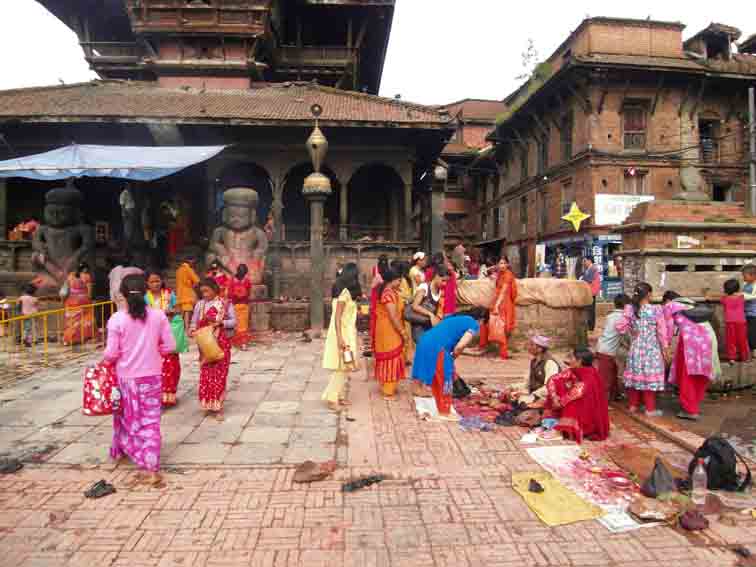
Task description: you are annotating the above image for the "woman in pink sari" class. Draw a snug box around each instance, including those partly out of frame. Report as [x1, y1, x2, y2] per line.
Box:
[663, 293, 722, 420]
[103, 274, 175, 488]
[544, 348, 610, 443]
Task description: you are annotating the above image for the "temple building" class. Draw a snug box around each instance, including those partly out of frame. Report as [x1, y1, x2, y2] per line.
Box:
[0, 0, 454, 297]
[483, 18, 756, 292]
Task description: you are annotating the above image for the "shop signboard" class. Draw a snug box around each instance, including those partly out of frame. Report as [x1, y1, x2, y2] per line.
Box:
[595, 194, 654, 226]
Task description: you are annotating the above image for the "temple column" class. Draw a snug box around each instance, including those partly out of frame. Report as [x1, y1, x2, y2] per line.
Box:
[403, 182, 413, 240]
[270, 179, 284, 299]
[430, 177, 446, 254]
[206, 158, 225, 238]
[305, 193, 328, 332]
[0, 180, 7, 240]
[339, 183, 348, 240]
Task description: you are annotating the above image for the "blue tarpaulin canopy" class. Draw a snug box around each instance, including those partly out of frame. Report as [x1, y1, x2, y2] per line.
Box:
[0, 144, 227, 181]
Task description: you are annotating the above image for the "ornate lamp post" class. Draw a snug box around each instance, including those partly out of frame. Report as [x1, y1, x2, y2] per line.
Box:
[303, 104, 332, 335]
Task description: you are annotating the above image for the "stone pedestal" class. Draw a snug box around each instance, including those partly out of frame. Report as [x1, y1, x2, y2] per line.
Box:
[250, 301, 271, 333]
[271, 302, 310, 332]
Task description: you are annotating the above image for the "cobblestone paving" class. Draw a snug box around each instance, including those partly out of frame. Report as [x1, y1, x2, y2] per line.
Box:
[0, 336, 754, 567]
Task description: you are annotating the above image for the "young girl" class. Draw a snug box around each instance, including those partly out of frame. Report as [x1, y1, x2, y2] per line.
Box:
[721, 279, 751, 363]
[322, 263, 361, 412]
[103, 274, 175, 488]
[18, 284, 39, 347]
[190, 279, 237, 418]
[145, 271, 186, 407]
[229, 264, 253, 349]
[617, 282, 670, 417]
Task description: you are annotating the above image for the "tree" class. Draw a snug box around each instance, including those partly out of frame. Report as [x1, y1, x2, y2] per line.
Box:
[516, 38, 539, 82]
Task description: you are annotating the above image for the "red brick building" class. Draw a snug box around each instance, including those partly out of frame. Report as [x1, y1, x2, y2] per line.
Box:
[484, 18, 756, 294]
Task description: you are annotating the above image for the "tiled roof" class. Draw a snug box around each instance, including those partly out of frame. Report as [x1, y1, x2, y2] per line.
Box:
[0, 80, 451, 127]
[441, 99, 507, 122]
[574, 53, 756, 75]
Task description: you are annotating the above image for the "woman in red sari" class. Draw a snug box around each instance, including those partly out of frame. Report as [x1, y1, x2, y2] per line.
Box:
[190, 279, 237, 419]
[544, 348, 610, 444]
[229, 264, 252, 349]
[62, 262, 95, 346]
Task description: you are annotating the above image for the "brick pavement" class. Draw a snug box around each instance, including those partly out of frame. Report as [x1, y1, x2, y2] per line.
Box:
[0, 335, 754, 566]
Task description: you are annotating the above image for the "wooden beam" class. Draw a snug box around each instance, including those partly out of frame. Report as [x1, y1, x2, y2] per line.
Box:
[567, 81, 592, 114]
[354, 18, 369, 50]
[548, 112, 562, 132]
[688, 79, 707, 119]
[347, 18, 353, 49]
[531, 113, 549, 138]
[650, 75, 665, 115]
[511, 127, 528, 149]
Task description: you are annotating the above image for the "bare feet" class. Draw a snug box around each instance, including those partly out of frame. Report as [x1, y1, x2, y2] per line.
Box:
[339, 399, 352, 407]
[327, 402, 341, 413]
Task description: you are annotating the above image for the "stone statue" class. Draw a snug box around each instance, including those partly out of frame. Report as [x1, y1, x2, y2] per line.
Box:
[32, 186, 95, 293]
[206, 187, 269, 285]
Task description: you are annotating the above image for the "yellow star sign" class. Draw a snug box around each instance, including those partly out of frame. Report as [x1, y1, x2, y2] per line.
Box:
[562, 202, 590, 232]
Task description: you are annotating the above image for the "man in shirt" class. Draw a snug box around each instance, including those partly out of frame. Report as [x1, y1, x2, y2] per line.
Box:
[515, 335, 560, 404]
[580, 256, 601, 331]
[596, 294, 630, 401]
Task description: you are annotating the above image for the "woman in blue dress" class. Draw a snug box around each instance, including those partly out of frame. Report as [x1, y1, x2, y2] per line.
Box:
[411, 314, 480, 418]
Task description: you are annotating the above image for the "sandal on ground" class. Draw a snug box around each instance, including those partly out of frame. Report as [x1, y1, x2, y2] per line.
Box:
[676, 411, 700, 421]
[327, 402, 342, 413]
[84, 479, 116, 498]
[339, 399, 352, 407]
[0, 459, 23, 475]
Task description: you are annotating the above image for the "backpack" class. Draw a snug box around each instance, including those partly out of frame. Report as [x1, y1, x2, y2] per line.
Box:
[688, 436, 752, 492]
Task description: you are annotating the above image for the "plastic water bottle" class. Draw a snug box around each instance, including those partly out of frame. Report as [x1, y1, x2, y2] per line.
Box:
[691, 458, 708, 505]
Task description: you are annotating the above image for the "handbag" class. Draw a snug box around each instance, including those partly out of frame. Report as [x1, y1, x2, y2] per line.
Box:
[403, 304, 431, 326]
[195, 301, 225, 363]
[171, 315, 189, 354]
[489, 312, 508, 343]
[641, 457, 677, 498]
[82, 363, 121, 416]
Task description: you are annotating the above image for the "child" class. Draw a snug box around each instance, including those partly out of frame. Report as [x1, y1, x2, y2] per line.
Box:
[595, 293, 630, 401]
[18, 284, 39, 347]
[721, 279, 750, 363]
[743, 265, 756, 357]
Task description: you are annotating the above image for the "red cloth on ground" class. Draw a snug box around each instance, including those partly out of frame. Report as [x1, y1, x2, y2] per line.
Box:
[596, 353, 619, 401]
[627, 389, 657, 412]
[725, 322, 750, 362]
[676, 334, 708, 415]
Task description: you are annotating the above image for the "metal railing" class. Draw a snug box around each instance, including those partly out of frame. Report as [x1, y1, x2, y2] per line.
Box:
[0, 301, 115, 371]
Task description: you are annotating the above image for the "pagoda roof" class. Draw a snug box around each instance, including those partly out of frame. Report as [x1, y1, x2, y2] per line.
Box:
[0, 80, 451, 129]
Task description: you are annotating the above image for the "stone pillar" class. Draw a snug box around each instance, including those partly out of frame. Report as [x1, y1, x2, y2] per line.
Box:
[0, 180, 7, 240]
[206, 159, 225, 238]
[339, 183, 348, 240]
[306, 193, 327, 331]
[270, 182, 284, 299]
[430, 180, 446, 254]
[403, 182, 413, 240]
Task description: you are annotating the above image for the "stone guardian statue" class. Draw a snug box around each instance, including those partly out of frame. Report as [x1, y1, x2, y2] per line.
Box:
[31, 186, 95, 293]
[206, 187, 269, 285]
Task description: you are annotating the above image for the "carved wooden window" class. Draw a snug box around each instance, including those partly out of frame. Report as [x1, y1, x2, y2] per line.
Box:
[623, 105, 647, 150]
[623, 169, 648, 195]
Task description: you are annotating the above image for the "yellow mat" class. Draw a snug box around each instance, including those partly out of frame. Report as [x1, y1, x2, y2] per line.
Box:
[512, 472, 604, 526]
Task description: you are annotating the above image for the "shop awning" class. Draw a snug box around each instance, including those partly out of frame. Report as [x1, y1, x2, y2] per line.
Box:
[0, 144, 227, 181]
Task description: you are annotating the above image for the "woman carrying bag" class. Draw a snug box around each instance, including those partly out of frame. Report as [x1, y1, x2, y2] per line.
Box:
[190, 278, 237, 419]
[145, 271, 189, 407]
[102, 274, 175, 488]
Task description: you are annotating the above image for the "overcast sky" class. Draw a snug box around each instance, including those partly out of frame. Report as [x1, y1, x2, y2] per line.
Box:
[0, 0, 753, 106]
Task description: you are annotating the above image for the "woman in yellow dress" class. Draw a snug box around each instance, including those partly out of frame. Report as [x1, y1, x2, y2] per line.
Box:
[374, 269, 407, 400]
[322, 263, 362, 412]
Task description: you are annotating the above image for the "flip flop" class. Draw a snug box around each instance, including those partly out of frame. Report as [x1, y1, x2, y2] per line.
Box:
[0, 459, 23, 475]
[84, 480, 116, 499]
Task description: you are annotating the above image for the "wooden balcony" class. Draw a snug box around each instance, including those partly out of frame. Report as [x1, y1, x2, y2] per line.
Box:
[125, 0, 270, 36]
[276, 45, 357, 68]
